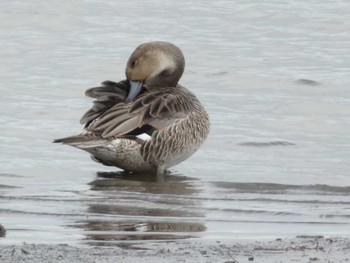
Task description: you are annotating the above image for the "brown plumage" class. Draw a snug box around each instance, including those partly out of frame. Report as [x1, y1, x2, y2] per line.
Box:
[54, 41, 210, 175]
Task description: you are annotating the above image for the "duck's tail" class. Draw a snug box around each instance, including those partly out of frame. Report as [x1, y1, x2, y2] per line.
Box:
[53, 135, 106, 149]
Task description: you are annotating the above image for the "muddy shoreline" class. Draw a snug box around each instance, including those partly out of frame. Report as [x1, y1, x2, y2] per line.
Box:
[1, 236, 349, 263]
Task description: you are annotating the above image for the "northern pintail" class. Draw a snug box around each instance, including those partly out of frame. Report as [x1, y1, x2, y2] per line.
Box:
[54, 41, 210, 175]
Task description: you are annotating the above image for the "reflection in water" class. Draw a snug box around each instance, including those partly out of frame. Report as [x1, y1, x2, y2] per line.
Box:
[89, 171, 200, 195]
[77, 172, 206, 245]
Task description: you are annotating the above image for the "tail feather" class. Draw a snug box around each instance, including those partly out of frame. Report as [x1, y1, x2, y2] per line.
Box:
[53, 135, 87, 144]
[53, 135, 106, 149]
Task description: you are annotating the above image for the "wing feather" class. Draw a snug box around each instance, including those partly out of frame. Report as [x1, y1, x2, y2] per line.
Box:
[83, 85, 194, 139]
[80, 80, 129, 126]
[93, 109, 130, 131]
[102, 116, 140, 137]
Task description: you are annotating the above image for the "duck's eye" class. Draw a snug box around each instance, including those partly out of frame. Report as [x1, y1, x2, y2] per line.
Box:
[131, 60, 137, 67]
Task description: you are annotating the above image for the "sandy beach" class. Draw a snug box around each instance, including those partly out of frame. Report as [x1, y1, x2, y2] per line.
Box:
[1, 236, 349, 263]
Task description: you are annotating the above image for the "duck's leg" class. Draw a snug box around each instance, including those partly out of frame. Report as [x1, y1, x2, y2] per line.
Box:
[156, 166, 166, 182]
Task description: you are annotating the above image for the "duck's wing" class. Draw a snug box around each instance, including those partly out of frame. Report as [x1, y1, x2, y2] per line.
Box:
[80, 80, 129, 127]
[88, 87, 194, 139]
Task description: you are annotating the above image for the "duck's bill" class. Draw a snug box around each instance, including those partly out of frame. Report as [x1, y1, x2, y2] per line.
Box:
[127, 80, 143, 101]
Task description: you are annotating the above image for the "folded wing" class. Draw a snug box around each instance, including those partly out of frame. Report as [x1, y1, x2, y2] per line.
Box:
[85, 85, 192, 139]
[80, 80, 129, 127]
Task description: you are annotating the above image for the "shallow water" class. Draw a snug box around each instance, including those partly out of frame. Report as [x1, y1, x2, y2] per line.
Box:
[1, 0, 350, 245]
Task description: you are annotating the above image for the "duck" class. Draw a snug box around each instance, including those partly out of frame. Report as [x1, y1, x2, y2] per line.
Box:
[54, 41, 210, 175]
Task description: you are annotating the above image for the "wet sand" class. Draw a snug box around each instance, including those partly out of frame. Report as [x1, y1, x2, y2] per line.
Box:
[1, 236, 349, 263]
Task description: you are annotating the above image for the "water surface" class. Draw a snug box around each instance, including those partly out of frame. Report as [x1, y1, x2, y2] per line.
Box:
[0, 0, 350, 245]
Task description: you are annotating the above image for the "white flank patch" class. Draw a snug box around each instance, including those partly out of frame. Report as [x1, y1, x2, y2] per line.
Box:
[136, 133, 152, 142]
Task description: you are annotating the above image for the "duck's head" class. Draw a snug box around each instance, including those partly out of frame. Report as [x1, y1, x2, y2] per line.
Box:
[125, 41, 185, 101]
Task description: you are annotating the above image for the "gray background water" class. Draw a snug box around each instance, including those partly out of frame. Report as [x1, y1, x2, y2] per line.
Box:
[0, 1, 349, 245]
